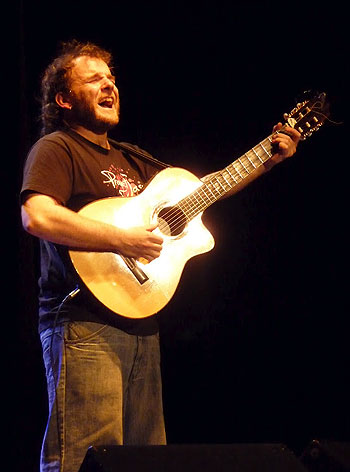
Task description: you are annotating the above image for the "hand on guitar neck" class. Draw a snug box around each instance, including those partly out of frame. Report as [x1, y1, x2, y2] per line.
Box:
[271, 122, 300, 161]
[201, 122, 301, 200]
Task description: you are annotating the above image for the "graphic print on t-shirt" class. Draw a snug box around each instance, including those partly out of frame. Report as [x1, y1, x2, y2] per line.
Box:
[101, 164, 144, 197]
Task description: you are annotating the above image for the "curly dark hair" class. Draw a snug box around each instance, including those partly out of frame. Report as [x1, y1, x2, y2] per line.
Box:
[40, 40, 113, 136]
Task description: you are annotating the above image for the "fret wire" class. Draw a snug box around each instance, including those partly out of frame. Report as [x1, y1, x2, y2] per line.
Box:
[193, 192, 209, 214]
[184, 196, 204, 217]
[208, 181, 223, 198]
[263, 136, 273, 147]
[245, 152, 257, 169]
[213, 175, 227, 193]
[225, 166, 239, 183]
[204, 183, 217, 201]
[196, 187, 210, 206]
[182, 194, 199, 215]
[238, 157, 249, 173]
[247, 150, 261, 168]
[177, 201, 191, 219]
[255, 145, 267, 162]
[260, 142, 272, 158]
[252, 147, 264, 163]
[221, 172, 233, 189]
[201, 188, 217, 208]
[193, 192, 205, 207]
[232, 161, 245, 179]
[204, 182, 218, 200]
[263, 137, 273, 152]
[212, 178, 223, 192]
[186, 191, 208, 217]
[192, 183, 219, 214]
[201, 188, 216, 206]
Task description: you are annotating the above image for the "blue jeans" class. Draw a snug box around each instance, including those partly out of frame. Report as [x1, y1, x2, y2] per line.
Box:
[40, 321, 166, 472]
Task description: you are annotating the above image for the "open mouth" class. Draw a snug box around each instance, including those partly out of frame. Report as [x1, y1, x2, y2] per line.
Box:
[98, 98, 114, 109]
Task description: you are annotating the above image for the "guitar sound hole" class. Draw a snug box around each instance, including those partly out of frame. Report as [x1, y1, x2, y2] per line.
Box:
[157, 206, 188, 237]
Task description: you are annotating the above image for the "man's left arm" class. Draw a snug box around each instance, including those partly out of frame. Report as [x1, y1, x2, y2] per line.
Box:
[201, 124, 301, 198]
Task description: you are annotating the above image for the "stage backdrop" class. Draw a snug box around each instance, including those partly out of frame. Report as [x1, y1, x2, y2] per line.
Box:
[8, 2, 348, 471]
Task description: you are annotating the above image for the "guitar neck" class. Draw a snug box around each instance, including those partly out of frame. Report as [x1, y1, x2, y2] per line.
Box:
[178, 134, 274, 219]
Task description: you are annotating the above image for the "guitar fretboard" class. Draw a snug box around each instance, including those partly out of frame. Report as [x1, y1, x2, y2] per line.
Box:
[178, 135, 274, 221]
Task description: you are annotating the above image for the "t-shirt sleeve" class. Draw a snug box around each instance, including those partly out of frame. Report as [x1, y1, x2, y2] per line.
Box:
[21, 137, 73, 205]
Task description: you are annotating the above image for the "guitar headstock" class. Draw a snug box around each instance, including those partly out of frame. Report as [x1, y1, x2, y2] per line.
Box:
[283, 92, 329, 140]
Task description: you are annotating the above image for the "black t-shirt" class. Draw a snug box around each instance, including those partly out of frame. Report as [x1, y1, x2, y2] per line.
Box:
[21, 128, 164, 335]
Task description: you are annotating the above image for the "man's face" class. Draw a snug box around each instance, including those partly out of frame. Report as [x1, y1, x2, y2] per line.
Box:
[67, 56, 120, 133]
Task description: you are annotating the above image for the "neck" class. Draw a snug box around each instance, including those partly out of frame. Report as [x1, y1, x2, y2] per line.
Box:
[68, 123, 110, 150]
[177, 134, 275, 221]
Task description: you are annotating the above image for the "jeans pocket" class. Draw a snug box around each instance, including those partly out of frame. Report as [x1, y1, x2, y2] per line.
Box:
[64, 321, 108, 344]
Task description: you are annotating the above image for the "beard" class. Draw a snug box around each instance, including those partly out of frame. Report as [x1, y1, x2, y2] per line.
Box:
[69, 91, 120, 134]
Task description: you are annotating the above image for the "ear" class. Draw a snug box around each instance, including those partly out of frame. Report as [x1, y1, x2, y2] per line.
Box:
[55, 92, 72, 110]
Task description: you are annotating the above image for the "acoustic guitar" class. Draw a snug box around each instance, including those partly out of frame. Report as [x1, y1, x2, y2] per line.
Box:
[69, 92, 329, 318]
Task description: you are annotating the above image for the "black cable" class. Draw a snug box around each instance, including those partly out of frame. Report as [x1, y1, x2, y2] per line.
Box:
[46, 286, 80, 466]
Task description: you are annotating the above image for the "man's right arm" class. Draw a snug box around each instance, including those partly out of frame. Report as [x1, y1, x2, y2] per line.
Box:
[21, 194, 163, 262]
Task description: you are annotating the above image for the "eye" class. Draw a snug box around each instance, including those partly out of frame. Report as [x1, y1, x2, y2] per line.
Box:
[85, 76, 101, 84]
[84, 73, 116, 86]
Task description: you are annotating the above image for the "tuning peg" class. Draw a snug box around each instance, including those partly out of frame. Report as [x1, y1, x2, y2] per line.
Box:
[287, 117, 297, 128]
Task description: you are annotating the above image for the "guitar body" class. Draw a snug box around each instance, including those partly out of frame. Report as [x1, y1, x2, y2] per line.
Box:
[69, 167, 215, 318]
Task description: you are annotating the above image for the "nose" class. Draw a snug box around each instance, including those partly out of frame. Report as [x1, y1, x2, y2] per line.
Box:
[101, 75, 117, 93]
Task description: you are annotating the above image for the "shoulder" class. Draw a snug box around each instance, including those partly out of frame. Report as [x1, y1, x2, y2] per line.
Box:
[29, 130, 75, 155]
[24, 130, 75, 177]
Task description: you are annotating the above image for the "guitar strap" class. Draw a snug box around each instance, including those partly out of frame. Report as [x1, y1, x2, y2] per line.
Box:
[110, 139, 172, 170]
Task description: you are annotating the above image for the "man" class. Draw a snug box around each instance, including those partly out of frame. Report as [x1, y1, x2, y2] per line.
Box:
[21, 40, 300, 472]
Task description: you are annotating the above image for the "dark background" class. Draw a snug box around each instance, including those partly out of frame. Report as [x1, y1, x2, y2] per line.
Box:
[8, 1, 348, 471]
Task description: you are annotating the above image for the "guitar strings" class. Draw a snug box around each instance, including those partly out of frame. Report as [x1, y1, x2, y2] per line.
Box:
[155, 136, 274, 236]
[157, 136, 273, 233]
